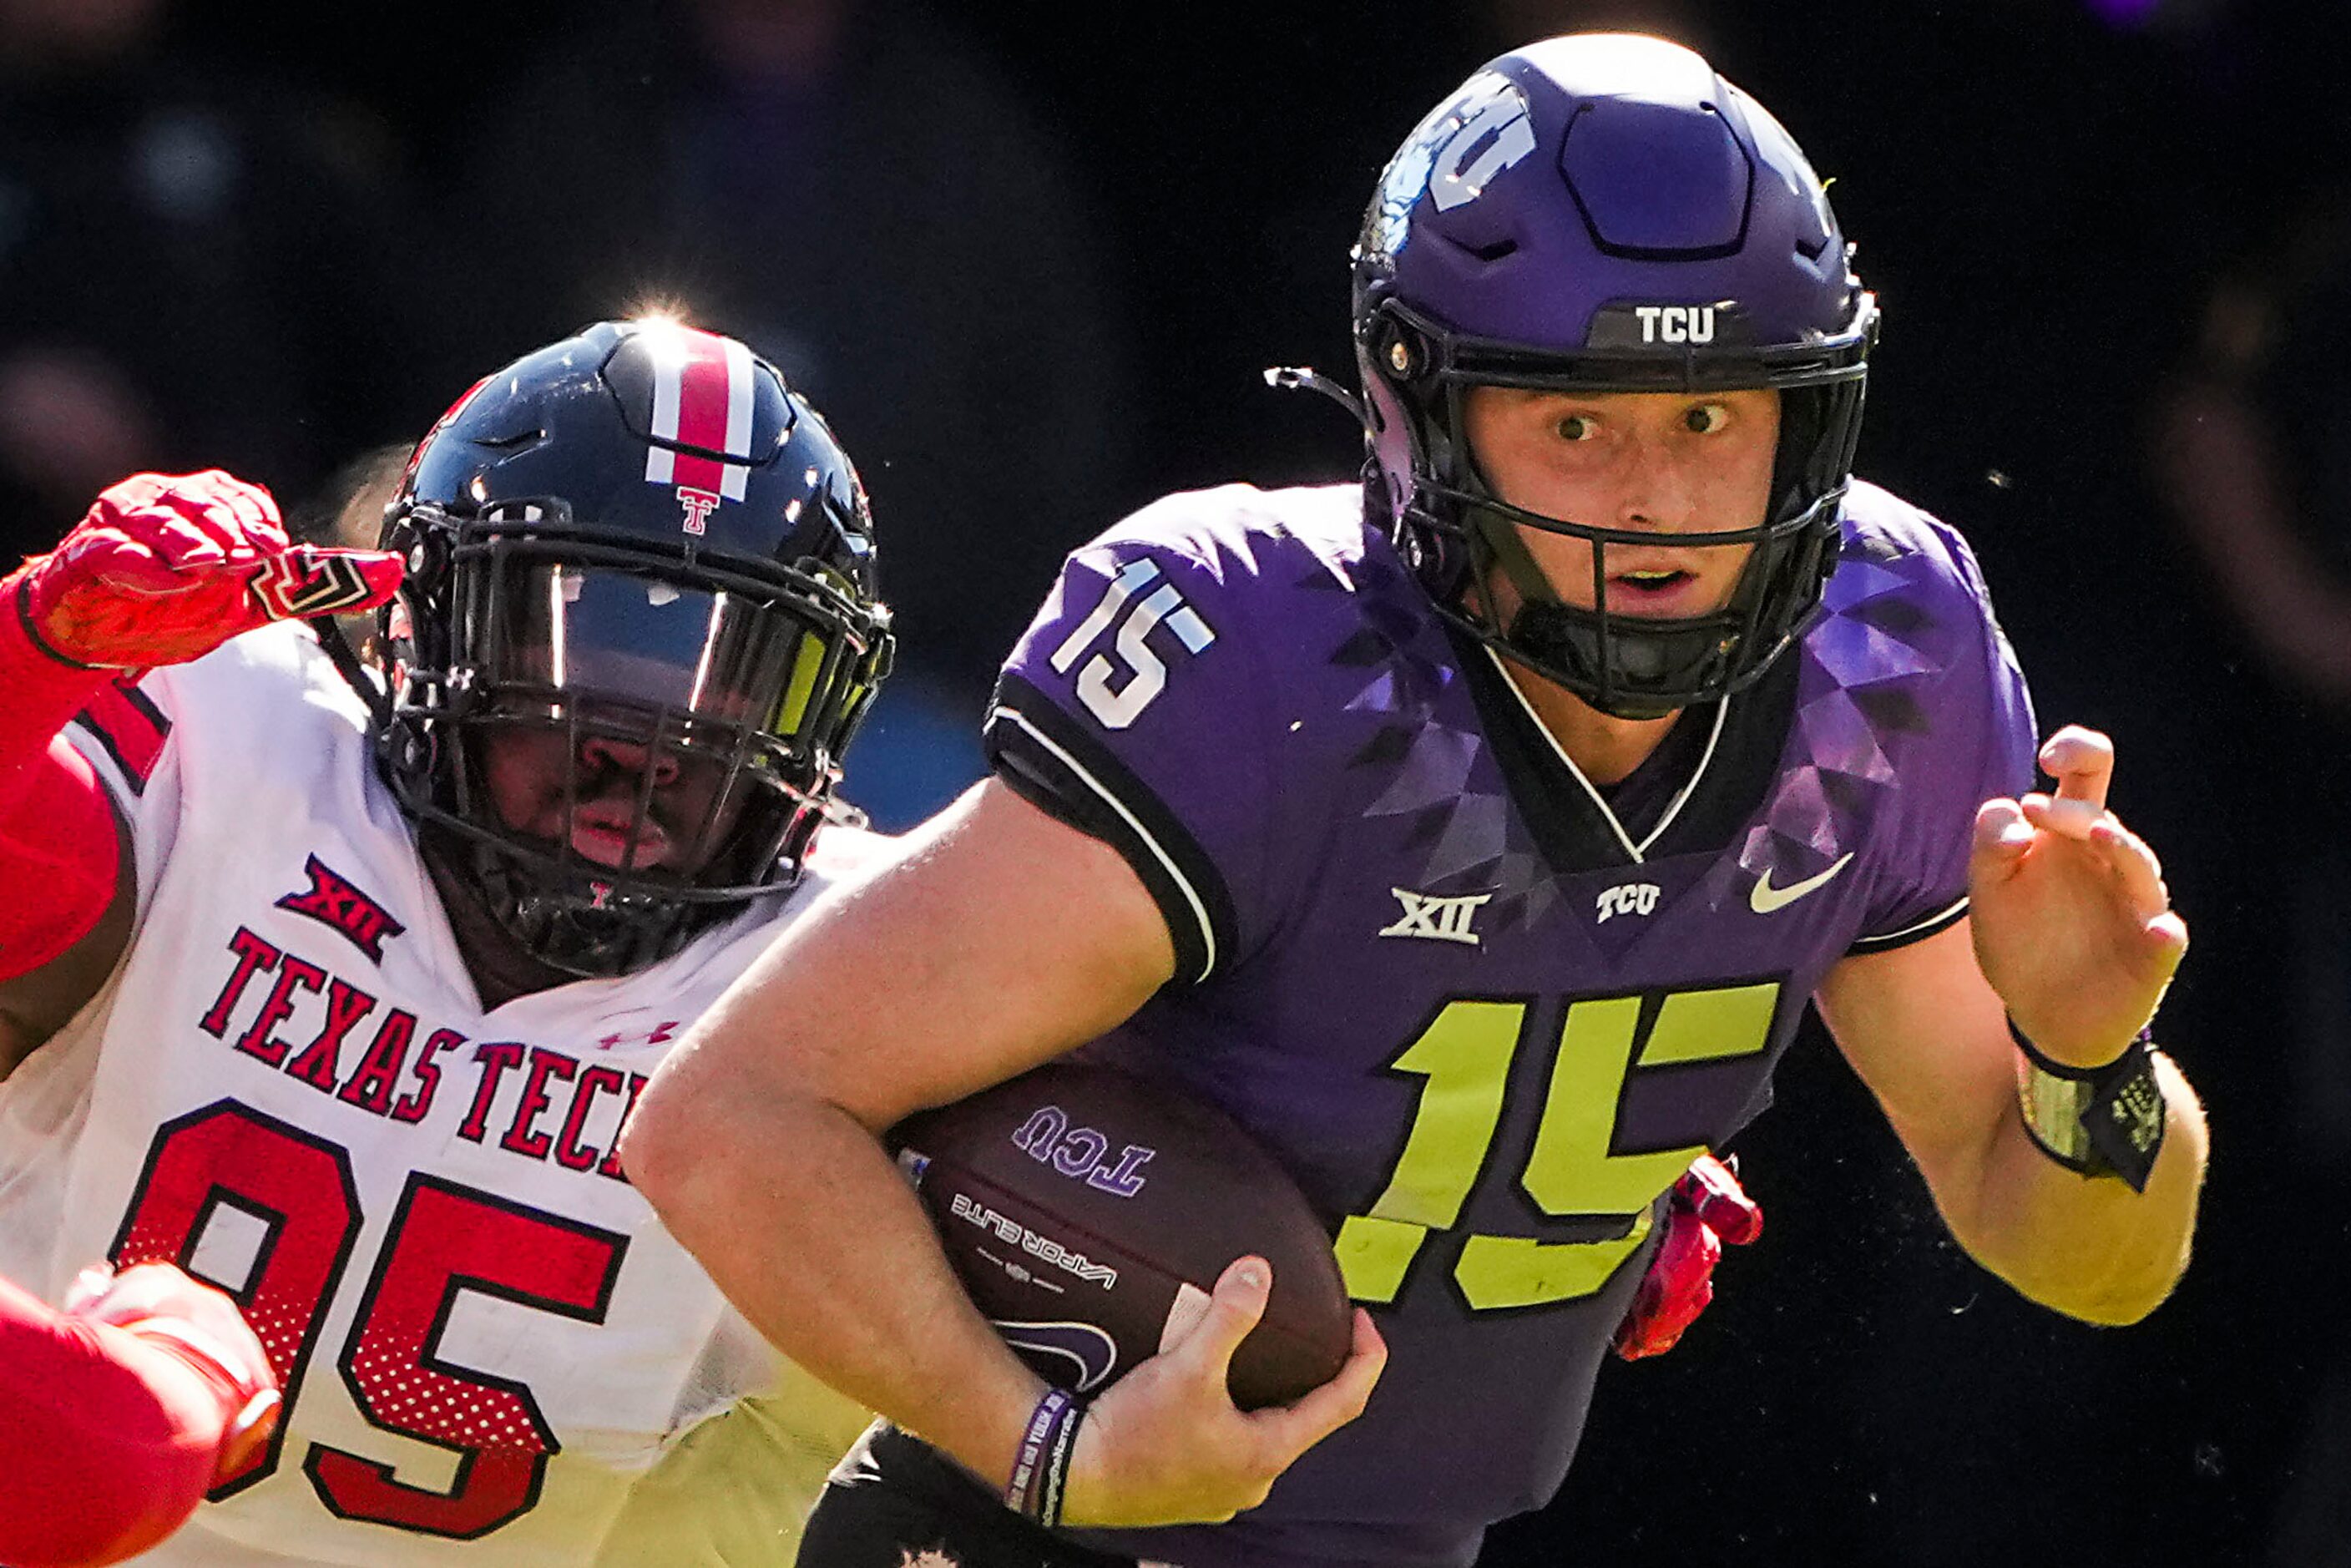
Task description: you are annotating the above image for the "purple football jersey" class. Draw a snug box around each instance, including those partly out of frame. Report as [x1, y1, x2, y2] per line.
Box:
[982, 480, 2036, 1568]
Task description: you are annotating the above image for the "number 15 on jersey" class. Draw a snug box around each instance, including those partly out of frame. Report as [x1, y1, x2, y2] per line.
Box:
[1337, 981, 1780, 1312]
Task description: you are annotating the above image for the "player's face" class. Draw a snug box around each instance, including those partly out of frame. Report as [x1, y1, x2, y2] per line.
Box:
[476, 726, 746, 875]
[1462, 385, 1781, 621]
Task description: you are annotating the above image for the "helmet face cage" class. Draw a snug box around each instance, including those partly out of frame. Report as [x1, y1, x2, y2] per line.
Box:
[382, 503, 889, 977]
[1351, 35, 1879, 719]
[372, 321, 893, 978]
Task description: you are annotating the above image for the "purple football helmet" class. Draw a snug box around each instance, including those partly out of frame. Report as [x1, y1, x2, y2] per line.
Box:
[1351, 33, 1878, 718]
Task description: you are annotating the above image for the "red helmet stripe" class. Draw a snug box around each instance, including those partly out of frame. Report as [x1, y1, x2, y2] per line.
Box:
[641, 326, 751, 499]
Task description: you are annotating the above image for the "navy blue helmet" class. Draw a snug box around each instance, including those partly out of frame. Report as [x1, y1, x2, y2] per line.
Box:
[1352, 33, 1878, 718]
[372, 319, 893, 977]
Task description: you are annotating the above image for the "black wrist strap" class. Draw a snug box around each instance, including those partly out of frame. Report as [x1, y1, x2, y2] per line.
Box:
[2008, 1018, 2167, 1192]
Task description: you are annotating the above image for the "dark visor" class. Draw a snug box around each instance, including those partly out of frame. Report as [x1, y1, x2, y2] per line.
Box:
[469, 563, 837, 746]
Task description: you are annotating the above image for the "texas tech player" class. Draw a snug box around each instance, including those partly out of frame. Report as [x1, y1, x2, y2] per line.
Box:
[0, 319, 891, 1563]
[625, 35, 2207, 1568]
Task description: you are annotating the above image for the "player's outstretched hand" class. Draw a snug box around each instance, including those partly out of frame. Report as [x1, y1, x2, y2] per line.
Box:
[1967, 726, 2189, 1068]
[68, 1261, 282, 1484]
[1059, 1255, 1386, 1528]
[13, 469, 403, 670]
[1612, 1151, 1762, 1361]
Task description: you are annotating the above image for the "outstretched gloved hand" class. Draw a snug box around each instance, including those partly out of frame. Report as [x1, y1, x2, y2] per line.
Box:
[13, 469, 402, 670]
[1612, 1152, 1762, 1362]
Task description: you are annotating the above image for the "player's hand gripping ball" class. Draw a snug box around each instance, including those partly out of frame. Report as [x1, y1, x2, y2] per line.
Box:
[11, 469, 403, 670]
[67, 1261, 283, 1484]
[1611, 1152, 1762, 1362]
[893, 1060, 1353, 1409]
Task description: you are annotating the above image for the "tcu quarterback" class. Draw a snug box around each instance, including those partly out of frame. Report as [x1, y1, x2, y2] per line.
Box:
[0, 320, 889, 1564]
[627, 33, 2212, 1568]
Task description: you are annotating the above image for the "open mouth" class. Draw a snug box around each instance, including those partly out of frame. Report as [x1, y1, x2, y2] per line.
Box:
[1604, 566, 1709, 611]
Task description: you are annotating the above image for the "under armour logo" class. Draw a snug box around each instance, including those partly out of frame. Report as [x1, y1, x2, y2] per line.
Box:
[1378, 888, 1492, 947]
[595, 1020, 680, 1051]
[676, 486, 720, 536]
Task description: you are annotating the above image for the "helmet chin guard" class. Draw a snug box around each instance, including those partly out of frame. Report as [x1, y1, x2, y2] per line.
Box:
[1351, 34, 1878, 718]
[1445, 478, 1847, 721]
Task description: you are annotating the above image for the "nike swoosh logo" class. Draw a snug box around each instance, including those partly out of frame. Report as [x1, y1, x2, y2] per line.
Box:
[995, 1320, 1121, 1393]
[1749, 852, 1855, 914]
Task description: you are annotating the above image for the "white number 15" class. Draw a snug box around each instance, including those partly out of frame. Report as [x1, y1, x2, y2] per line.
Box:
[1049, 557, 1216, 730]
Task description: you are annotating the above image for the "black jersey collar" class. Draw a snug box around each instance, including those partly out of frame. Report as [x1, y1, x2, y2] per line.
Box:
[1450, 623, 1800, 875]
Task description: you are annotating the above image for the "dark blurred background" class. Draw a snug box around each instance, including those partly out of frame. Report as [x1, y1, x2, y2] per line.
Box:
[6, 0, 2345, 1560]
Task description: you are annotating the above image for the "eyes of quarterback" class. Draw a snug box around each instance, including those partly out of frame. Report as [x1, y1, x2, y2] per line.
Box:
[1550, 402, 1734, 444]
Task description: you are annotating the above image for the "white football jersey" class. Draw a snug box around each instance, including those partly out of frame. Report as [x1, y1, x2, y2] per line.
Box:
[0, 624, 872, 1565]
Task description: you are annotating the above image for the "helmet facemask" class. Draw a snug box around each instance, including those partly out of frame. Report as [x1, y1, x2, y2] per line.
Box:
[379, 498, 889, 978]
[1365, 296, 1873, 721]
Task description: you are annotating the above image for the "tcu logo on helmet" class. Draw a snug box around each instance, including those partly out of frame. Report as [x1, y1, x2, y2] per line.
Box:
[1371, 72, 1534, 250]
[1428, 78, 1536, 213]
[1633, 306, 1717, 345]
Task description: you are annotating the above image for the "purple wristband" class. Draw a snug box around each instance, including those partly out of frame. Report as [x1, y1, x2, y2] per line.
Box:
[1005, 1387, 1083, 1527]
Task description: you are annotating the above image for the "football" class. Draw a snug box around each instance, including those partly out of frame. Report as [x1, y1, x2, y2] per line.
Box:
[892, 1059, 1352, 1410]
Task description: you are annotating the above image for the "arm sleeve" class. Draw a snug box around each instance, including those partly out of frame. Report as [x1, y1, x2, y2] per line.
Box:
[1847, 519, 2039, 955]
[0, 590, 133, 981]
[0, 737, 123, 980]
[983, 521, 1292, 984]
[0, 1273, 234, 1568]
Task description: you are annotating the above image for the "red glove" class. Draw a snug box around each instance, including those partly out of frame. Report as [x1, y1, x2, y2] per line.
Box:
[1612, 1152, 1762, 1362]
[0, 1262, 284, 1566]
[13, 469, 402, 670]
[66, 1262, 282, 1485]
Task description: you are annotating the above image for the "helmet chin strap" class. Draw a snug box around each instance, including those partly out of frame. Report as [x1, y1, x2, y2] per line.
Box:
[463, 828, 704, 981]
[1461, 497, 1666, 717]
[416, 827, 578, 1008]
